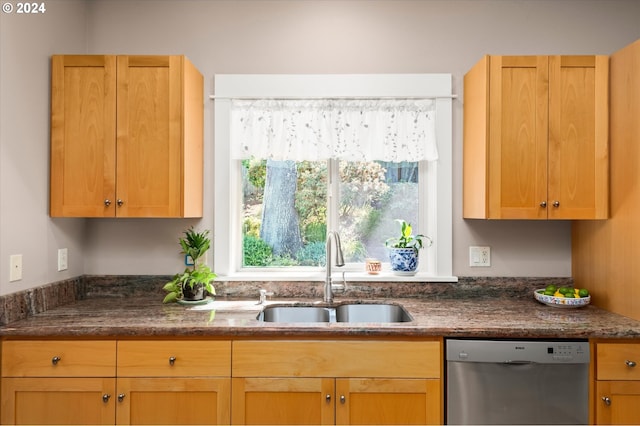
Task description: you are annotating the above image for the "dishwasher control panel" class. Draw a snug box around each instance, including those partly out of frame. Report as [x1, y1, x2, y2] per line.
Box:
[446, 339, 590, 364]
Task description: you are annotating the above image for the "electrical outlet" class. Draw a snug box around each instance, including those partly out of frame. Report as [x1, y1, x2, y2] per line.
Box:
[469, 246, 491, 267]
[10, 254, 23, 281]
[57, 248, 68, 271]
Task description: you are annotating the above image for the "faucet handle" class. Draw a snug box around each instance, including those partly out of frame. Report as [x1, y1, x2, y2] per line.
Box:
[258, 289, 274, 305]
[331, 272, 348, 294]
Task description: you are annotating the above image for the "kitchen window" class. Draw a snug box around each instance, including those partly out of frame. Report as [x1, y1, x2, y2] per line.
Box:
[214, 74, 454, 281]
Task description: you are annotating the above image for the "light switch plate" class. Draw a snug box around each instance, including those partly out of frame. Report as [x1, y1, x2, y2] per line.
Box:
[58, 248, 68, 271]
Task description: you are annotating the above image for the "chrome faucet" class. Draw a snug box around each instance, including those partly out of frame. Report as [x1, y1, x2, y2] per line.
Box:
[324, 231, 345, 303]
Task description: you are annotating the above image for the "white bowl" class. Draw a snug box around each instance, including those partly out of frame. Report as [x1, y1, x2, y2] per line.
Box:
[534, 289, 591, 308]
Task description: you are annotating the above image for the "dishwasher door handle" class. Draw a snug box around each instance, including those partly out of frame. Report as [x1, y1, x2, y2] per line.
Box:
[503, 360, 537, 365]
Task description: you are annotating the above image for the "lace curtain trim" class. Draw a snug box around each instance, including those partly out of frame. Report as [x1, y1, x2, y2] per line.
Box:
[230, 99, 438, 162]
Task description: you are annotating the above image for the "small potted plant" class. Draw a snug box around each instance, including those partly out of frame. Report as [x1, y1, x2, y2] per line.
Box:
[385, 219, 432, 275]
[163, 227, 216, 303]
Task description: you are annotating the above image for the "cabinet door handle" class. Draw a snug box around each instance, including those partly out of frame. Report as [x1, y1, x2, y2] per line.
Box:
[51, 356, 61, 365]
[104, 199, 112, 207]
[626, 360, 637, 367]
[340, 395, 346, 404]
[169, 356, 177, 366]
[602, 396, 611, 406]
[102, 394, 111, 403]
[325, 394, 331, 402]
[117, 199, 124, 207]
[553, 201, 560, 208]
[118, 393, 126, 402]
[540, 201, 547, 208]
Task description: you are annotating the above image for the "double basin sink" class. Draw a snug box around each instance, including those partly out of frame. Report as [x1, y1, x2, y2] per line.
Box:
[257, 302, 412, 323]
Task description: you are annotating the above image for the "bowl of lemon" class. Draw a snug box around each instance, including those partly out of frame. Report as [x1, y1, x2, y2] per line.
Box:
[534, 285, 591, 308]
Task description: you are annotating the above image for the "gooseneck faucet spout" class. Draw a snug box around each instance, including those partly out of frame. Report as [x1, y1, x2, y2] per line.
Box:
[325, 231, 345, 303]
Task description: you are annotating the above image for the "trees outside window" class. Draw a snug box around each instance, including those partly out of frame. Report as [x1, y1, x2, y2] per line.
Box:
[242, 158, 419, 268]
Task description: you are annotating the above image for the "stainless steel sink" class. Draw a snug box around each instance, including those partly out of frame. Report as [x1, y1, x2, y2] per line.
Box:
[257, 303, 412, 323]
[335, 303, 412, 323]
[257, 306, 331, 323]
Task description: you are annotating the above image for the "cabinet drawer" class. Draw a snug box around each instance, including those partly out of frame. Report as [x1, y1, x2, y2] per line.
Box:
[233, 340, 441, 378]
[1, 340, 116, 377]
[117, 340, 231, 377]
[597, 343, 640, 380]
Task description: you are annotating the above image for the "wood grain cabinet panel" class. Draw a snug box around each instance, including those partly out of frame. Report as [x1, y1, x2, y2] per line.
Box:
[1, 377, 116, 425]
[116, 377, 230, 425]
[1, 339, 232, 425]
[1, 340, 117, 425]
[594, 342, 640, 425]
[463, 55, 608, 219]
[117, 340, 231, 377]
[2, 340, 116, 377]
[232, 340, 442, 425]
[50, 54, 203, 218]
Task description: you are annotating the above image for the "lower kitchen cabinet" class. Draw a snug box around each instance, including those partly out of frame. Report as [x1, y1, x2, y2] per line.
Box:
[336, 378, 440, 425]
[1, 340, 117, 425]
[116, 340, 231, 425]
[1, 339, 232, 425]
[1, 377, 116, 424]
[116, 377, 230, 425]
[232, 377, 438, 425]
[232, 377, 335, 424]
[594, 342, 640, 424]
[231, 339, 442, 425]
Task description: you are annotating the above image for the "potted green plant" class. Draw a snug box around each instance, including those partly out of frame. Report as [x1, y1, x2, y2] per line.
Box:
[385, 219, 432, 275]
[163, 227, 216, 303]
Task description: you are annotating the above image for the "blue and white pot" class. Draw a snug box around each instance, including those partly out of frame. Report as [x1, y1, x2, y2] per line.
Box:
[388, 248, 419, 275]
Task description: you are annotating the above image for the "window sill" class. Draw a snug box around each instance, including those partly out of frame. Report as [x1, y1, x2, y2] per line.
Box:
[217, 271, 458, 283]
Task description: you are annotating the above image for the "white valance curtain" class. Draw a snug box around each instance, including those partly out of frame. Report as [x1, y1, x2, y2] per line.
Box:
[229, 99, 438, 162]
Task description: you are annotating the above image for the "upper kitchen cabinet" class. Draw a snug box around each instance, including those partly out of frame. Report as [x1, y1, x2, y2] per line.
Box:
[463, 55, 608, 220]
[50, 55, 204, 218]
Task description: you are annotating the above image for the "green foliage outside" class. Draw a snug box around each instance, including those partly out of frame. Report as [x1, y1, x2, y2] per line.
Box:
[242, 158, 416, 267]
[243, 235, 272, 267]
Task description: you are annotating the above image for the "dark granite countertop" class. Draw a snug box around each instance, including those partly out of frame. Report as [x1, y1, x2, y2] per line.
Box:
[2, 293, 640, 340]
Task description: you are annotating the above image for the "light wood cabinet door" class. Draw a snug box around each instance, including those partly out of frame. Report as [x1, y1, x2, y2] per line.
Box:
[231, 377, 335, 425]
[50, 54, 203, 218]
[1, 377, 116, 425]
[50, 55, 117, 217]
[595, 381, 640, 425]
[548, 56, 609, 219]
[231, 340, 442, 425]
[487, 55, 549, 220]
[115, 55, 203, 217]
[115, 377, 230, 425]
[335, 378, 441, 425]
[463, 54, 608, 220]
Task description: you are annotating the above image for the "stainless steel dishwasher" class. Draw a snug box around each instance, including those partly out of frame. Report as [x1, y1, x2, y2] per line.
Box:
[446, 339, 589, 425]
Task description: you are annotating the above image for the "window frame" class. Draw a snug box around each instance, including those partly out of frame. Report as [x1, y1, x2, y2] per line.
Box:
[214, 74, 455, 282]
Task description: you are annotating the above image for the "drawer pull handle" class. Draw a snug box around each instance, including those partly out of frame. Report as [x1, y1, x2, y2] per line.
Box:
[169, 356, 177, 366]
[118, 393, 126, 402]
[602, 396, 611, 406]
[340, 395, 346, 404]
[102, 394, 111, 403]
[626, 360, 637, 367]
[51, 356, 61, 365]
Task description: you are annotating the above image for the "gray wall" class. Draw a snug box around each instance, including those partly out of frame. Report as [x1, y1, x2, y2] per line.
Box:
[1, 0, 639, 295]
[0, 0, 88, 295]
